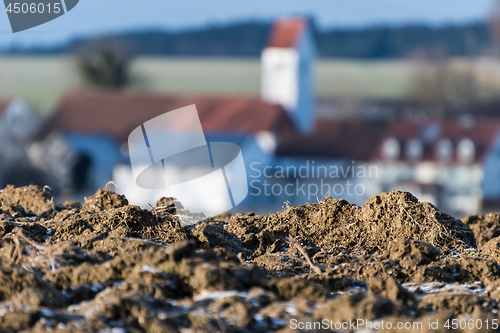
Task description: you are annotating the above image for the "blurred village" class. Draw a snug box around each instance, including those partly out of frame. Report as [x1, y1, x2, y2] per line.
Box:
[4, 3, 500, 217]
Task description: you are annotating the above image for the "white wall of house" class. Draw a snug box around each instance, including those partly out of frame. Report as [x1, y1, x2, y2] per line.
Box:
[261, 48, 299, 110]
[0, 98, 40, 174]
[113, 164, 165, 207]
[442, 164, 483, 214]
[368, 160, 484, 215]
[482, 132, 500, 199]
[0, 98, 40, 142]
[114, 133, 273, 209]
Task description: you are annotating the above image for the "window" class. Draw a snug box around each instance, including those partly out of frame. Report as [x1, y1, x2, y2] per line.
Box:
[382, 138, 400, 161]
[406, 139, 423, 162]
[457, 138, 475, 164]
[435, 139, 453, 162]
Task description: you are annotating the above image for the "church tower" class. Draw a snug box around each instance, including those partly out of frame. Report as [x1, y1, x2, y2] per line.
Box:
[261, 18, 316, 133]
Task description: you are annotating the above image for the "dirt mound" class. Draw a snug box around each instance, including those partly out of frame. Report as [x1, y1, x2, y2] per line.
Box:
[482, 237, 500, 262]
[0, 186, 499, 332]
[361, 191, 475, 250]
[82, 188, 128, 212]
[463, 213, 500, 247]
[0, 185, 53, 215]
[228, 191, 475, 262]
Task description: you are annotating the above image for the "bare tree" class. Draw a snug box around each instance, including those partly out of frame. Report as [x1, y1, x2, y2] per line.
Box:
[409, 58, 481, 116]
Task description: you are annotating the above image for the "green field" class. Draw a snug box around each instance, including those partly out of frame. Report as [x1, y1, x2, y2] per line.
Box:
[0, 56, 416, 114]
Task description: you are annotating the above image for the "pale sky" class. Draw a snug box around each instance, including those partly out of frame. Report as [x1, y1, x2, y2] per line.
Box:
[0, 0, 495, 48]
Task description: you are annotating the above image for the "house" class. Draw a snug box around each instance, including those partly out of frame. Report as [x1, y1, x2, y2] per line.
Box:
[0, 98, 41, 187]
[270, 115, 500, 216]
[270, 119, 388, 207]
[369, 118, 500, 215]
[276, 116, 500, 216]
[47, 90, 297, 204]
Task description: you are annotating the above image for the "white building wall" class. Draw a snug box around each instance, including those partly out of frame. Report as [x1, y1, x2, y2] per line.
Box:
[261, 48, 299, 110]
[0, 98, 40, 142]
[482, 132, 500, 199]
[0, 98, 40, 172]
[366, 158, 485, 216]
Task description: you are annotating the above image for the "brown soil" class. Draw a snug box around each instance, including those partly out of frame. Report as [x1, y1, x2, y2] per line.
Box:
[463, 213, 500, 247]
[0, 186, 499, 332]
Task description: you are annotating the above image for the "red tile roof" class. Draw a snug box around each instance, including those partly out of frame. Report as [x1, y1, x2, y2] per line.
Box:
[0, 99, 11, 116]
[267, 18, 307, 49]
[276, 120, 389, 161]
[374, 118, 500, 164]
[49, 90, 295, 143]
[276, 118, 500, 164]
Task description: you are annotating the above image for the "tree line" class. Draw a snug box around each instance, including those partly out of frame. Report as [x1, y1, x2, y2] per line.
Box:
[8, 20, 491, 59]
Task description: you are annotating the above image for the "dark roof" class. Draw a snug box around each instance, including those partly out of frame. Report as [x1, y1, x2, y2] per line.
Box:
[49, 90, 295, 143]
[267, 18, 306, 49]
[0, 99, 11, 116]
[276, 117, 500, 163]
[374, 118, 500, 164]
[276, 120, 389, 161]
